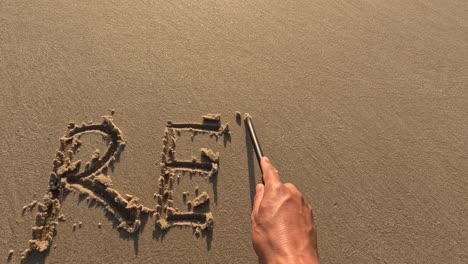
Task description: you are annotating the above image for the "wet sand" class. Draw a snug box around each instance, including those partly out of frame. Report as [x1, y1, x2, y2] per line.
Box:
[1, 0, 467, 263]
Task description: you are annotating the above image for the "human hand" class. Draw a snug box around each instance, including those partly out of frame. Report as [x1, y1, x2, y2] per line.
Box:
[251, 157, 319, 264]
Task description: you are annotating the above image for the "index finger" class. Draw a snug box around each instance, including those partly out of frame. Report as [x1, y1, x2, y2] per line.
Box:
[260, 157, 282, 186]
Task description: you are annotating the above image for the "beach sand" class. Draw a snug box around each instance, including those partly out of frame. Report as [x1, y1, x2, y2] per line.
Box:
[1, 0, 467, 263]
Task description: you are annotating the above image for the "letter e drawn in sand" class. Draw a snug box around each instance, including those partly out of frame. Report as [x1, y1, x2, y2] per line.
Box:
[155, 114, 230, 239]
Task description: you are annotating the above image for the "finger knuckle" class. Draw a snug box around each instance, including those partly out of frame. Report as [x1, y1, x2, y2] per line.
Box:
[267, 166, 278, 174]
[284, 183, 300, 194]
[268, 182, 281, 191]
[284, 182, 295, 189]
[251, 213, 259, 223]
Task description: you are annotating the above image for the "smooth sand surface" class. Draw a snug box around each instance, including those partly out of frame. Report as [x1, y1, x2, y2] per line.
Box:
[1, 0, 467, 263]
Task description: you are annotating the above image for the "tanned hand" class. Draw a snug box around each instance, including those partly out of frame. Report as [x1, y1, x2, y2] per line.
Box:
[251, 157, 319, 264]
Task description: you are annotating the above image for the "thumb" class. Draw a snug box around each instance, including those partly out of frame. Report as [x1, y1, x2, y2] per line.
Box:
[252, 184, 264, 220]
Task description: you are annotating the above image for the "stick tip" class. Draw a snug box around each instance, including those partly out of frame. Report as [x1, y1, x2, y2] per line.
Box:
[243, 113, 252, 120]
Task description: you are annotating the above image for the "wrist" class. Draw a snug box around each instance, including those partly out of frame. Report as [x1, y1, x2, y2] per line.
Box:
[264, 251, 319, 264]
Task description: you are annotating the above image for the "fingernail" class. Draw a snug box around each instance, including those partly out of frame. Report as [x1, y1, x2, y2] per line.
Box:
[256, 184, 262, 191]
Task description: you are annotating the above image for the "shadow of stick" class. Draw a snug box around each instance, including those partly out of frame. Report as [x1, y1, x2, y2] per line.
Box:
[244, 125, 262, 264]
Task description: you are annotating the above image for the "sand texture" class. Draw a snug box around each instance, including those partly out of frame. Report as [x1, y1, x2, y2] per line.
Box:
[1, 0, 467, 263]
